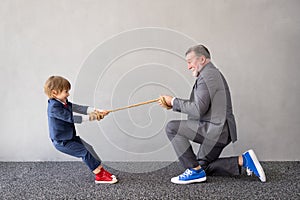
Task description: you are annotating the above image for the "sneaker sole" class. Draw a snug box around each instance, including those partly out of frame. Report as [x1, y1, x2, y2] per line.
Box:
[171, 176, 207, 184]
[248, 149, 266, 182]
[95, 178, 118, 184]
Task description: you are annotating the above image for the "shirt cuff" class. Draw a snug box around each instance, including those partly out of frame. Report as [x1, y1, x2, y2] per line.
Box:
[82, 115, 90, 122]
[171, 97, 176, 106]
[87, 107, 95, 114]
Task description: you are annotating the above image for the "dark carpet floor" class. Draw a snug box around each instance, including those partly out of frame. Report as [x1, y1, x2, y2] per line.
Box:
[0, 161, 299, 199]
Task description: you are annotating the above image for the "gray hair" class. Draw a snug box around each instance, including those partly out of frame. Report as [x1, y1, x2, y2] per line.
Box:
[185, 44, 211, 59]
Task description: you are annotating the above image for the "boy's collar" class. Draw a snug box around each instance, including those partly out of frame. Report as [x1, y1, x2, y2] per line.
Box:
[54, 98, 68, 105]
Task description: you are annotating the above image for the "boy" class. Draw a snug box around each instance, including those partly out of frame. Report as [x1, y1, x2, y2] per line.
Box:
[44, 75, 117, 184]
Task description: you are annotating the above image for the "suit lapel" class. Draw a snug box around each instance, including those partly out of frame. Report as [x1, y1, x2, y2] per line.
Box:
[190, 80, 197, 101]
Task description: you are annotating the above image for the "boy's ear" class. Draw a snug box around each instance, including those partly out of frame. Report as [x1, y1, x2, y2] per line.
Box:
[51, 90, 58, 96]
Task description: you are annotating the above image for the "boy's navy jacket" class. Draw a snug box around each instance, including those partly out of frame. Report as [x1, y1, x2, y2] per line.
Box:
[47, 98, 88, 141]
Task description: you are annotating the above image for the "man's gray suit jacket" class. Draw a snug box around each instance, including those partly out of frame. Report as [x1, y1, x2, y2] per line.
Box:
[172, 62, 237, 144]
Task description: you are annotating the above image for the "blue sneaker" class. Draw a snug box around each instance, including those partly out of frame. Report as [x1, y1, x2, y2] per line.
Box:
[243, 149, 266, 182]
[171, 168, 207, 184]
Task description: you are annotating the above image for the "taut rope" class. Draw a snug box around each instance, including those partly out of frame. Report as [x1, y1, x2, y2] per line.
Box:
[107, 98, 160, 113]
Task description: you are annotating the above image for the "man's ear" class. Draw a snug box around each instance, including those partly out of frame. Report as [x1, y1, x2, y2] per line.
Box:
[200, 56, 206, 64]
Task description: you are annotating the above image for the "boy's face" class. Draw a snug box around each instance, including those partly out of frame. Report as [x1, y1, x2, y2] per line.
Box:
[52, 89, 69, 103]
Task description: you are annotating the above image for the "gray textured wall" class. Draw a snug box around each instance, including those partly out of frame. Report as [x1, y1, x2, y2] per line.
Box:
[0, 0, 299, 162]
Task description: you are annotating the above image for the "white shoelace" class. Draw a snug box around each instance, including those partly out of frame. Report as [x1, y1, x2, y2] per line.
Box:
[246, 167, 253, 176]
[179, 169, 193, 178]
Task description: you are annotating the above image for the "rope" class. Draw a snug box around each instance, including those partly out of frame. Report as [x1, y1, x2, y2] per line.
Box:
[107, 98, 160, 113]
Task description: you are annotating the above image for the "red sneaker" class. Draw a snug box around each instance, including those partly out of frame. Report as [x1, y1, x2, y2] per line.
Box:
[101, 168, 116, 179]
[95, 168, 118, 184]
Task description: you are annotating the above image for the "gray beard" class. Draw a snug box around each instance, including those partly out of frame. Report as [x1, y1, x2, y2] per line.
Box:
[192, 70, 199, 77]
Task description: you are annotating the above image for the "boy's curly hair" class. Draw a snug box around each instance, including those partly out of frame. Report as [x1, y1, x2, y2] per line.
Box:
[44, 76, 71, 98]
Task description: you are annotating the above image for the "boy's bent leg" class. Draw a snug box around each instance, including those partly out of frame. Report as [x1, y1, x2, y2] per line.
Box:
[53, 137, 100, 171]
[80, 138, 101, 162]
[53, 137, 118, 184]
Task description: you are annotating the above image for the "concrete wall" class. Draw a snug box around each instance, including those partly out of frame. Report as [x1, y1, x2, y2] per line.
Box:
[0, 0, 299, 162]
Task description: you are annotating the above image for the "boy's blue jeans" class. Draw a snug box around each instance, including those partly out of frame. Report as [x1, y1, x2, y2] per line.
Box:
[52, 136, 101, 171]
